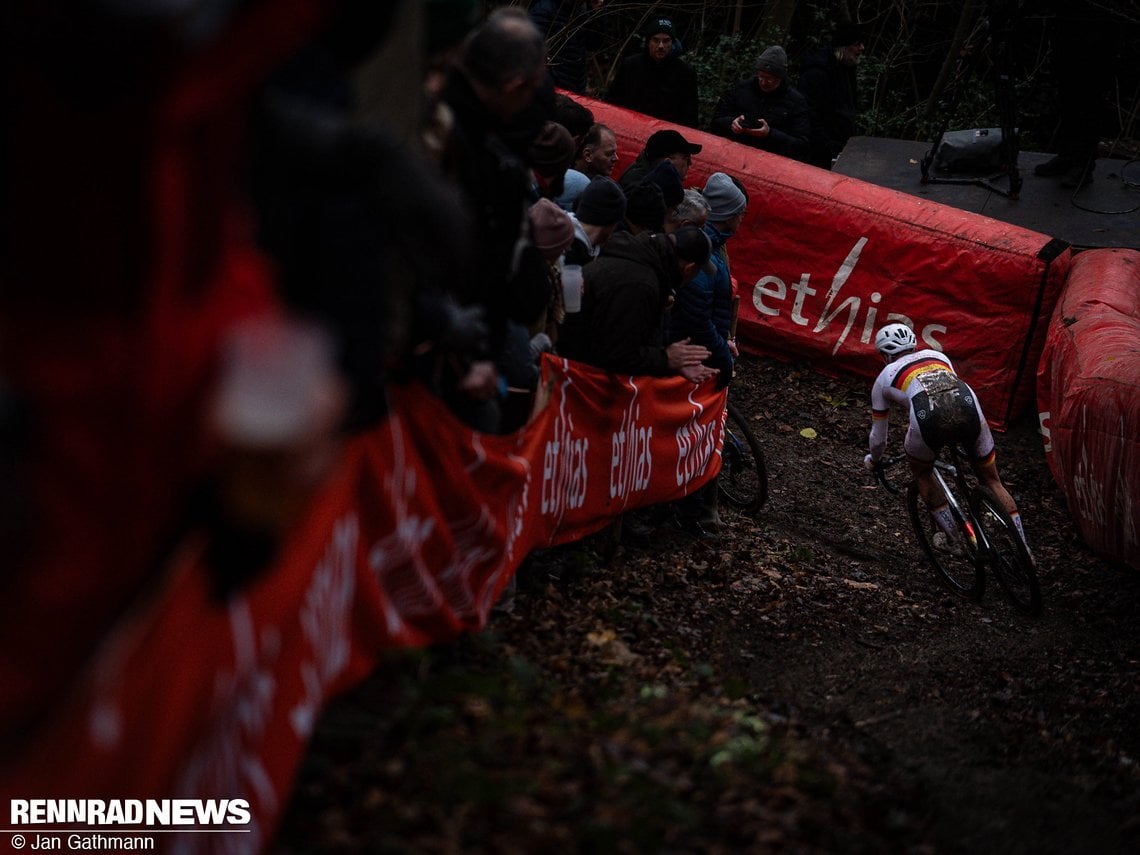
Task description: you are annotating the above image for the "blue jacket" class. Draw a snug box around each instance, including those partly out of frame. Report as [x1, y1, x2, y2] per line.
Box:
[669, 224, 735, 378]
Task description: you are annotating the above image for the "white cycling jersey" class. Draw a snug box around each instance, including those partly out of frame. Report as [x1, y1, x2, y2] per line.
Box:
[868, 349, 995, 463]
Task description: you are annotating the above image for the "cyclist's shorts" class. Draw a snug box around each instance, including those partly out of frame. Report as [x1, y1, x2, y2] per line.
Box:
[912, 376, 982, 454]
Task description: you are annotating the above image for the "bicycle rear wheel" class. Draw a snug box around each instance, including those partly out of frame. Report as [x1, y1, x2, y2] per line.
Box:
[974, 489, 1042, 616]
[718, 402, 768, 514]
[906, 482, 985, 600]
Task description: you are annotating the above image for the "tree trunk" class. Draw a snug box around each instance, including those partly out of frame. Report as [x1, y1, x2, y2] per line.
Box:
[765, 0, 798, 38]
[924, 0, 979, 120]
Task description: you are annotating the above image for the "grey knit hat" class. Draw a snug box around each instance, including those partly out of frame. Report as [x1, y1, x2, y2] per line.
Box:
[702, 172, 747, 222]
[756, 45, 788, 78]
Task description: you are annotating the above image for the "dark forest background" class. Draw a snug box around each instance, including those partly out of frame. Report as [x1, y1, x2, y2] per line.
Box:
[504, 0, 1140, 157]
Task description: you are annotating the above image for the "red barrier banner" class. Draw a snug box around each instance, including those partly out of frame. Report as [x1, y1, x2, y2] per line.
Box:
[0, 357, 726, 850]
[1037, 248, 1140, 570]
[578, 96, 1071, 428]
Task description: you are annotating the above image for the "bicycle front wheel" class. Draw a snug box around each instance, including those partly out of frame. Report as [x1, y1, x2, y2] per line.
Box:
[974, 489, 1042, 616]
[906, 482, 985, 600]
[718, 402, 768, 514]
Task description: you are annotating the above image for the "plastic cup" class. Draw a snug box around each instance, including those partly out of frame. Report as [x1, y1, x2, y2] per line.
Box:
[562, 264, 583, 313]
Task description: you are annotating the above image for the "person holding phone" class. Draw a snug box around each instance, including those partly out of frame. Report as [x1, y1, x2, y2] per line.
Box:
[710, 45, 812, 163]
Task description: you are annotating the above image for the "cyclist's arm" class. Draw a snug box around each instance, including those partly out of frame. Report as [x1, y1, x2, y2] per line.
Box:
[868, 373, 892, 462]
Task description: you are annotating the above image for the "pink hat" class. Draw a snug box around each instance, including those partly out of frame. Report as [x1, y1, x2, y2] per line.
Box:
[529, 198, 574, 255]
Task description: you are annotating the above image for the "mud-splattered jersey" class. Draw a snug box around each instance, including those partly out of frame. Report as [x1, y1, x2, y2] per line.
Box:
[868, 349, 957, 453]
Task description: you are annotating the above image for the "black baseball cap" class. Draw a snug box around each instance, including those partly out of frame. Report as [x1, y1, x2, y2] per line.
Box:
[645, 129, 702, 162]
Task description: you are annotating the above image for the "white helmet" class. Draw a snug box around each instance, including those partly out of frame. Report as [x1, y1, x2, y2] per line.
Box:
[874, 323, 917, 358]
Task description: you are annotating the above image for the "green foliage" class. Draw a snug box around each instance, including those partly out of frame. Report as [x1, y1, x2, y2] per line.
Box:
[686, 33, 761, 130]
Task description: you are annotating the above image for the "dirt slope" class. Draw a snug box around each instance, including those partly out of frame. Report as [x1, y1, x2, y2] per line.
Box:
[276, 355, 1140, 854]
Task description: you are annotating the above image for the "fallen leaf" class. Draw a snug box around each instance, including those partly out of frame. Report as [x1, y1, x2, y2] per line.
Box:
[800, 427, 818, 439]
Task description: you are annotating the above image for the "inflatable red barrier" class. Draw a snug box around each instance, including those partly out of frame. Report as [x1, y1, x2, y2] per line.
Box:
[0, 358, 726, 847]
[1037, 249, 1140, 570]
[578, 96, 1071, 429]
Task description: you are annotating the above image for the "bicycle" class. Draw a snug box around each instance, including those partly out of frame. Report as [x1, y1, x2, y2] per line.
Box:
[875, 445, 1041, 616]
[718, 401, 768, 515]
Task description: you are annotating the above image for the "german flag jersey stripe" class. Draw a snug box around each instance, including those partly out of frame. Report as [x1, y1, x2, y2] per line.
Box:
[893, 357, 954, 392]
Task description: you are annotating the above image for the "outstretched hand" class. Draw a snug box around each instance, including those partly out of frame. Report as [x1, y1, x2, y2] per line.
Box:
[666, 338, 711, 371]
[681, 363, 718, 384]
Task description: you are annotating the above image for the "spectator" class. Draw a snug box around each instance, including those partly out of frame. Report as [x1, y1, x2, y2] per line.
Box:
[606, 16, 700, 128]
[799, 21, 865, 169]
[1032, 3, 1123, 189]
[557, 121, 618, 209]
[667, 173, 747, 534]
[639, 159, 685, 209]
[528, 120, 578, 200]
[565, 176, 626, 267]
[622, 182, 668, 234]
[528, 0, 607, 95]
[555, 168, 592, 212]
[570, 227, 717, 381]
[670, 172, 745, 389]
[528, 198, 576, 346]
[618, 128, 701, 192]
[573, 122, 620, 179]
[558, 175, 626, 360]
[711, 45, 812, 163]
[552, 92, 595, 145]
[664, 187, 711, 235]
[440, 6, 550, 431]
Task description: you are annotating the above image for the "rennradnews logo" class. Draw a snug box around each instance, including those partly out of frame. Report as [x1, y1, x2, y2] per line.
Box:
[10, 799, 251, 826]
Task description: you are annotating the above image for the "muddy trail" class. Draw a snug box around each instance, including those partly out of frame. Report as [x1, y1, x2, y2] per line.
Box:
[276, 355, 1140, 854]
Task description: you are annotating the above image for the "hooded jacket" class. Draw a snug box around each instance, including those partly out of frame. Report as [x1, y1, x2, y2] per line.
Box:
[561, 231, 681, 375]
[710, 76, 812, 163]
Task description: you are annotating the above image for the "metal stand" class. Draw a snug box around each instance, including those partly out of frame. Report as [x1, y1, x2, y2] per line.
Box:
[920, 2, 1022, 199]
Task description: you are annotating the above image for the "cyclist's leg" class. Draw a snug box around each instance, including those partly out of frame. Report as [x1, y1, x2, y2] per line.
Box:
[903, 414, 954, 537]
[967, 404, 1029, 548]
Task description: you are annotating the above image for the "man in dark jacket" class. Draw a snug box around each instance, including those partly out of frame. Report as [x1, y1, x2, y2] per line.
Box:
[799, 22, 864, 169]
[710, 45, 812, 163]
[568, 227, 716, 381]
[606, 17, 699, 128]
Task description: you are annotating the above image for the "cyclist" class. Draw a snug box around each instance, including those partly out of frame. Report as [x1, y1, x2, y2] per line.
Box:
[863, 323, 1030, 555]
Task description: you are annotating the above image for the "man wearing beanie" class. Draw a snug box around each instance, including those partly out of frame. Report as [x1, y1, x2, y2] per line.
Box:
[667, 172, 749, 533]
[711, 44, 812, 163]
[557, 176, 627, 358]
[528, 120, 578, 200]
[799, 21, 865, 168]
[606, 16, 699, 128]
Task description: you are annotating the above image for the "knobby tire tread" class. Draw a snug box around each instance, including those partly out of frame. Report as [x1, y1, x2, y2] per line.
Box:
[974, 488, 1042, 616]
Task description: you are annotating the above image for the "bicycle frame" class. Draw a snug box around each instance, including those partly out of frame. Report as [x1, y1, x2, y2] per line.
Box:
[929, 452, 982, 555]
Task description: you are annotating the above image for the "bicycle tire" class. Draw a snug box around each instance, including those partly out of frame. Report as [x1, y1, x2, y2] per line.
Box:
[718, 402, 768, 514]
[906, 481, 985, 600]
[973, 489, 1042, 616]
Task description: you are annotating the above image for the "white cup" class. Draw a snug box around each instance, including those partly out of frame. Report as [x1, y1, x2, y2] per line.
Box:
[561, 264, 583, 313]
